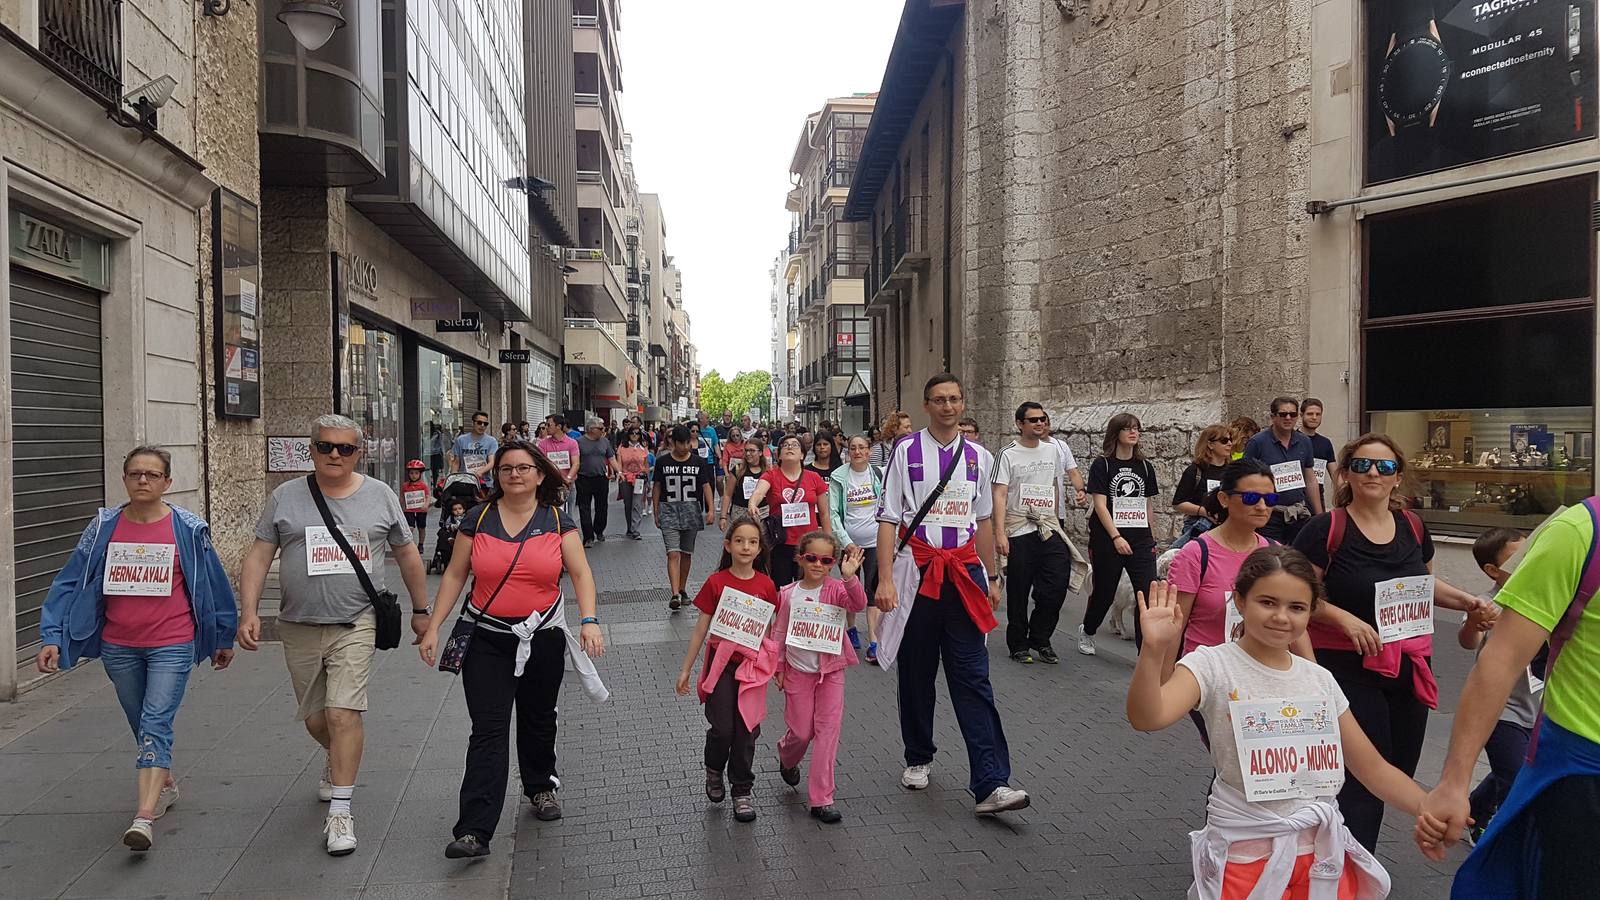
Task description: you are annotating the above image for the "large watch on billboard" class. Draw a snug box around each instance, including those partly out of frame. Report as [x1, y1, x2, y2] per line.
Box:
[1367, 0, 1597, 184]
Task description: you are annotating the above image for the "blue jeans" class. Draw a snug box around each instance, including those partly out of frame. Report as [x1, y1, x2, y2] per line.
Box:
[101, 641, 194, 770]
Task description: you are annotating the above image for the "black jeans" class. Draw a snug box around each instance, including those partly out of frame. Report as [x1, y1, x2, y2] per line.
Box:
[455, 628, 565, 844]
[1082, 536, 1156, 645]
[704, 665, 759, 796]
[1005, 531, 1072, 653]
[575, 474, 610, 541]
[1469, 720, 1531, 827]
[1318, 649, 1430, 851]
[1533, 775, 1600, 895]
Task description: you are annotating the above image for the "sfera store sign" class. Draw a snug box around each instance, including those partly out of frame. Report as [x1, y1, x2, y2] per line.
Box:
[1366, 0, 1596, 184]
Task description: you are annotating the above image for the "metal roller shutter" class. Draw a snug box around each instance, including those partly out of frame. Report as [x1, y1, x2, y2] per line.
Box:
[524, 387, 548, 426]
[10, 271, 103, 653]
[461, 363, 481, 419]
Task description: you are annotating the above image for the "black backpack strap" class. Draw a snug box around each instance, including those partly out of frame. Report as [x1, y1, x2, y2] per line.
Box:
[1197, 533, 1210, 584]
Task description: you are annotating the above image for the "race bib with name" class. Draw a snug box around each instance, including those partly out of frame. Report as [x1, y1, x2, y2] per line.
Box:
[1374, 574, 1435, 643]
[463, 453, 488, 471]
[781, 502, 812, 528]
[1312, 459, 1329, 486]
[1112, 495, 1149, 529]
[709, 586, 774, 653]
[1206, 479, 1221, 495]
[1230, 697, 1344, 801]
[742, 476, 760, 498]
[305, 526, 374, 576]
[786, 601, 847, 654]
[402, 485, 430, 512]
[545, 450, 571, 470]
[922, 480, 974, 528]
[1270, 461, 1306, 492]
[102, 543, 176, 596]
[1020, 482, 1056, 513]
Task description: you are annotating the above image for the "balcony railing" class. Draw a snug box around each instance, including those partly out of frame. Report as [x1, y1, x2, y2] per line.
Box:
[575, 91, 600, 107]
[627, 265, 640, 285]
[576, 169, 603, 184]
[572, 13, 597, 27]
[870, 195, 930, 301]
[566, 247, 607, 262]
[41, 0, 123, 102]
[627, 315, 641, 337]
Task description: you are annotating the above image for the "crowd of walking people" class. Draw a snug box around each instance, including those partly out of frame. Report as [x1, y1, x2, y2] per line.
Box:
[28, 382, 1599, 899]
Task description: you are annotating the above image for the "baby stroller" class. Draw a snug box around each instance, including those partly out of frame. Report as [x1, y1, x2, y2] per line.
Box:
[434, 471, 483, 510]
[427, 512, 464, 574]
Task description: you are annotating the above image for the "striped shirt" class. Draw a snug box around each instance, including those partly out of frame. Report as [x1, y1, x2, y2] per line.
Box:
[876, 429, 994, 549]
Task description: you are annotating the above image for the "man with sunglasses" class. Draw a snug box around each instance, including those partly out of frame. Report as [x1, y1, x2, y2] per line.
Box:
[453, 412, 499, 487]
[238, 414, 430, 857]
[1242, 396, 1323, 543]
[873, 374, 1028, 816]
[992, 402, 1087, 665]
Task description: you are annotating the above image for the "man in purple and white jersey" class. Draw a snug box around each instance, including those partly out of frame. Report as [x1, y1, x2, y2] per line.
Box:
[873, 374, 1029, 816]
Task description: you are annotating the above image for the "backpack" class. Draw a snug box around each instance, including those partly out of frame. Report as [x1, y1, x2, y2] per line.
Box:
[1325, 507, 1424, 561]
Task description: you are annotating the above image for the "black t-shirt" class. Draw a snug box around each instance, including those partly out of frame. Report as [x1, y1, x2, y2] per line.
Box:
[1172, 461, 1228, 510]
[805, 461, 838, 481]
[1293, 510, 1435, 628]
[1086, 456, 1160, 541]
[651, 455, 715, 505]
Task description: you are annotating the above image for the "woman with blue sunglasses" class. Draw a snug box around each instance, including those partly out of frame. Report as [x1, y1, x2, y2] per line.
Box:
[1292, 433, 1488, 852]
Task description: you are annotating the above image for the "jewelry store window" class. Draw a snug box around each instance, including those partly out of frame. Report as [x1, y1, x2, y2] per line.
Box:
[1363, 177, 1595, 533]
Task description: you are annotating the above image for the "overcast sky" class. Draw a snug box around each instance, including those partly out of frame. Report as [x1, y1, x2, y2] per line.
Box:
[619, 0, 905, 378]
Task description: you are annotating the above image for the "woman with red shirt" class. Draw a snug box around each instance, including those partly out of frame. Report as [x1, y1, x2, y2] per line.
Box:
[747, 434, 832, 587]
[419, 440, 604, 859]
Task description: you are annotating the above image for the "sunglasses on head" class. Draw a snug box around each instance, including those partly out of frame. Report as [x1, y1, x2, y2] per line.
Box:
[1234, 491, 1279, 507]
[801, 552, 836, 566]
[313, 440, 360, 457]
[1346, 457, 1400, 476]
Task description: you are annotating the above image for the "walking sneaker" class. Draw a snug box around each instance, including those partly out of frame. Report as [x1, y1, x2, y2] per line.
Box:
[705, 768, 726, 803]
[668, 592, 683, 611]
[318, 764, 334, 802]
[1034, 645, 1060, 665]
[975, 785, 1031, 815]
[630, 532, 642, 541]
[595, 533, 607, 542]
[1076, 625, 1097, 656]
[901, 764, 931, 790]
[122, 818, 154, 851]
[324, 811, 357, 856]
[810, 805, 843, 824]
[779, 762, 801, 787]
[153, 782, 180, 818]
[733, 795, 757, 823]
[445, 834, 490, 858]
[583, 538, 595, 548]
[848, 627, 861, 650]
[1010, 649, 1034, 664]
[530, 790, 562, 821]
[865, 642, 878, 665]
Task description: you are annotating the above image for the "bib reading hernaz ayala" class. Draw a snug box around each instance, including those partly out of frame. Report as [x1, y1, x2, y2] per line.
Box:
[305, 526, 374, 576]
[102, 543, 176, 596]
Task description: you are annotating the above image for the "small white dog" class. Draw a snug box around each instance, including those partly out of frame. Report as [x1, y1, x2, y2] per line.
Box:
[1108, 547, 1181, 639]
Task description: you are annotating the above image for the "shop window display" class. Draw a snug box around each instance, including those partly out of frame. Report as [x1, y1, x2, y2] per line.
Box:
[1371, 408, 1594, 531]
[340, 320, 402, 488]
[417, 345, 466, 482]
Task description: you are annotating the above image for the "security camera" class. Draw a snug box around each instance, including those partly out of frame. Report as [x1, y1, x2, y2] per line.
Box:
[123, 75, 178, 110]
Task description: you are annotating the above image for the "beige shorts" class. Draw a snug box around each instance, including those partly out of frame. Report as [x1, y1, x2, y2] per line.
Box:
[278, 610, 376, 720]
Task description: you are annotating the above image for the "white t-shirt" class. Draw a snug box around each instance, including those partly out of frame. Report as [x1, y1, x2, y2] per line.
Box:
[842, 467, 879, 549]
[785, 584, 823, 673]
[1177, 642, 1351, 862]
[993, 440, 1073, 536]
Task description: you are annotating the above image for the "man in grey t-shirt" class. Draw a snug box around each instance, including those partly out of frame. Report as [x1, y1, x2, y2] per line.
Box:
[575, 417, 619, 546]
[237, 414, 429, 857]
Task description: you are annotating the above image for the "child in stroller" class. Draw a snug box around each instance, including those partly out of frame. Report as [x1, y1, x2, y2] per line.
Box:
[428, 499, 469, 574]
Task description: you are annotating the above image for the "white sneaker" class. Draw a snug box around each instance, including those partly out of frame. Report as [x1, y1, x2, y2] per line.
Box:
[1076, 625, 1096, 656]
[153, 782, 179, 819]
[318, 764, 334, 802]
[324, 811, 357, 856]
[975, 785, 1031, 815]
[901, 764, 931, 790]
[122, 818, 153, 851]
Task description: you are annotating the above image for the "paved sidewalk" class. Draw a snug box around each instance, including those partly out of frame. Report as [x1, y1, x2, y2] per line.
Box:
[1, 495, 1479, 898]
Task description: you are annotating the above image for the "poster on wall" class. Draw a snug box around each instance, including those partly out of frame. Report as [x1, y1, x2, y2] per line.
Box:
[213, 189, 262, 418]
[1366, 0, 1596, 184]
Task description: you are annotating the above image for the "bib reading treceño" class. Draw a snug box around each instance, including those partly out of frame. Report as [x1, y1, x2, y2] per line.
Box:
[305, 526, 373, 576]
[1270, 461, 1306, 492]
[1020, 483, 1055, 513]
[1112, 495, 1149, 529]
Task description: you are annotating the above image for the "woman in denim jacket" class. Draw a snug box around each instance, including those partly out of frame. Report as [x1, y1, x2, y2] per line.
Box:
[35, 446, 238, 851]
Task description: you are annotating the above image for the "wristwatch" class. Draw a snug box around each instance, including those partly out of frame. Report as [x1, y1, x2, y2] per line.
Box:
[1378, 15, 1451, 136]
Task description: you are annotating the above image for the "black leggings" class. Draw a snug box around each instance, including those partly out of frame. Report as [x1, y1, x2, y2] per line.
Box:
[1318, 649, 1429, 851]
[1082, 537, 1156, 645]
[770, 544, 800, 587]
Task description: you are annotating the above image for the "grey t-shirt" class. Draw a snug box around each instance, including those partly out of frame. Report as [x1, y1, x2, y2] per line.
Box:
[578, 436, 616, 477]
[254, 476, 413, 624]
[1477, 594, 1542, 729]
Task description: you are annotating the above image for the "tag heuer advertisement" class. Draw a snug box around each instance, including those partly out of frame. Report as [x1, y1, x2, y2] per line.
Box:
[1367, 0, 1597, 184]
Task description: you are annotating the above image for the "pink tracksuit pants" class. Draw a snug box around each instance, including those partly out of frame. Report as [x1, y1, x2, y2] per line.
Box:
[777, 668, 846, 807]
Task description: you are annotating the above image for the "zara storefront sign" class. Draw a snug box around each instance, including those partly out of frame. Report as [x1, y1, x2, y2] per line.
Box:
[7, 207, 107, 289]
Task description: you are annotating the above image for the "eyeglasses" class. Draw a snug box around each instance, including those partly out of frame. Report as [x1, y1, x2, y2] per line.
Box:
[496, 464, 538, 476]
[801, 553, 837, 566]
[312, 440, 360, 457]
[1346, 457, 1400, 476]
[1235, 491, 1280, 507]
[124, 470, 167, 482]
[926, 396, 963, 406]
[1021, 415, 1048, 424]
[1274, 411, 1300, 419]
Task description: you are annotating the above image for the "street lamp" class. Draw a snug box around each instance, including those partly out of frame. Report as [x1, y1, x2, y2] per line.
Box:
[277, 0, 346, 51]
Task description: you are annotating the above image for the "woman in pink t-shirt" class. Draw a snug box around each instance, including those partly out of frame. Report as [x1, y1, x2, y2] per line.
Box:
[35, 447, 238, 852]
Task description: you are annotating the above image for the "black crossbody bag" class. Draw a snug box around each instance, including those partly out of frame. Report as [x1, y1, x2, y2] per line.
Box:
[437, 505, 542, 674]
[896, 437, 967, 554]
[306, 475, 402, 651]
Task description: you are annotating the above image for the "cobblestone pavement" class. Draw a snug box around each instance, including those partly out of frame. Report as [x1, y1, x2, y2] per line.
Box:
[0, 496, 1483, 898]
